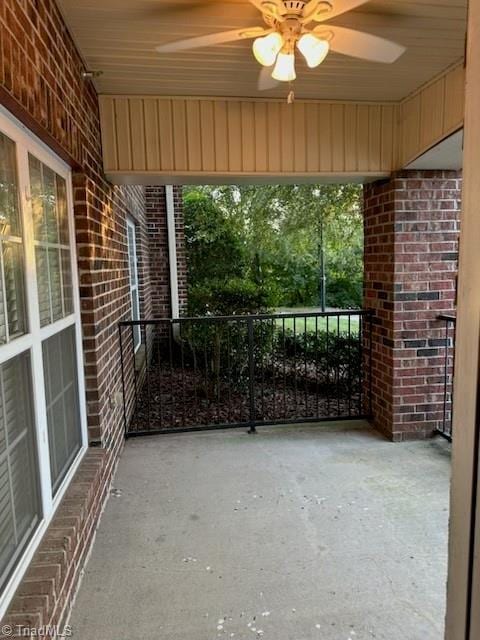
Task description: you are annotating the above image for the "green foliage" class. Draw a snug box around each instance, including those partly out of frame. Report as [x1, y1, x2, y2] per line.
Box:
[188, 278, 276, 316]
[183, 184, 363, 314]
[279, 328, 361, 390]
[183, 189, 280, 316]
[183, 190, 245, 283]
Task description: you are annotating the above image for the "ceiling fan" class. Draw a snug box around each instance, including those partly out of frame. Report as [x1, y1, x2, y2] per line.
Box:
[155, 0, 406, 89]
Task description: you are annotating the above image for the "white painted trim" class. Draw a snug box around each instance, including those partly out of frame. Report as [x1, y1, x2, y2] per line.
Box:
[165, 185, 180, 319]
[0, 105, 88, 619]
[126, 217, 141, 351]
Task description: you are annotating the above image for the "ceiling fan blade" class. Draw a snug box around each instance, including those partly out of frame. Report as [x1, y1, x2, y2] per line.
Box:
[160, 1, 216, 12]
[312, 0, 371, 22]
[318, 25, 406, 63]
[156, 27, 267, 53]
[302, 0, 337, 22]
[248, 0, 287, 19]
[258, 66, 280, 91]
[156, 0, 259, 21]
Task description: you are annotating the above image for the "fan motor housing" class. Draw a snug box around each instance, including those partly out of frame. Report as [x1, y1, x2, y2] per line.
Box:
[263, 1, 333, 27]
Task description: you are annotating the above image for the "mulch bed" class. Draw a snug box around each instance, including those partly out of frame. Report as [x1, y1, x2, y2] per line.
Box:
[129, 365, 362, 433]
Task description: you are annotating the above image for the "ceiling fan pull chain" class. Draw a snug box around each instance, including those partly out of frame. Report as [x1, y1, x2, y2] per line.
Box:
[287, 89, 295, 104]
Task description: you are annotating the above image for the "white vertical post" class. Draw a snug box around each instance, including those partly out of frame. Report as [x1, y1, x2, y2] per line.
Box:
[166, 185, 180, 319]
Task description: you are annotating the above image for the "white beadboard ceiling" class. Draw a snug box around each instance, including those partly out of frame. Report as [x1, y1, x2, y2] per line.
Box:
[57, 0, 467, 101]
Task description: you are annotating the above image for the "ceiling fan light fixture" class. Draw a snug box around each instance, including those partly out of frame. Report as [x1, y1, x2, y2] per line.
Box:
[297, 33, 329, 68]
[271, 51, 296, 82]
[252, 32, 283, 67]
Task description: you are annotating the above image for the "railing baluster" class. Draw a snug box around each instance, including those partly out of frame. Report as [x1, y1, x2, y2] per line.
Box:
[326, 315, 330, 417]
[143, 323, 151, 431]
[204, 326, 210, 427]
[190, 320, 198, 424]
[436, 314, 456, 441]
[248, 317, 256, 433]
[358, 313, 363, 417]
[348, 314, 351, 417]
[369, 311, 373, 418]
[130, 324, 139, 429]
[337, 314, 341, 416]
[442, 318, 449, 436]
[156, 325, 163, 428]
[293, 316, 297, 417]
[118, 325, 128, 437]
[271, 318, 276, 421]
[315, 315, 319, 419]
[179, 321, 186, 427]
[227, 322, 232, 424]
[169, 322, 175, 428]
[283, 317, 286, 419]
[260, 319, 265, 421]
[304, 316, 308, 416]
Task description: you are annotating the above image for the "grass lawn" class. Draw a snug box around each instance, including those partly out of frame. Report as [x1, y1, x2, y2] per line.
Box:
[274, 314, 360, 335]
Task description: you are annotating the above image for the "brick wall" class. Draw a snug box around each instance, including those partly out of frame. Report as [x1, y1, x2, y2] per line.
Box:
[145, 185, 188, 318]
[364, 170, 461, 440]
[0, 0, 176, 631]
[0, 0, 152, 450]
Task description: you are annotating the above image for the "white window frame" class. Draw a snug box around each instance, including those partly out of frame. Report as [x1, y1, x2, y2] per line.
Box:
[126, 217, 141, 351]
[0, 105, 88, 620]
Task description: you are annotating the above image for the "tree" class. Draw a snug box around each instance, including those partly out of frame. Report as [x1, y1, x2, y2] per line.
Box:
[183, 184, 363, 312]
[183, 189, 278, 315]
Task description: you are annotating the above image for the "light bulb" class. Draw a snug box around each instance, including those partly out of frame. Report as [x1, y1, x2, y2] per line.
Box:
[271, 52, 296, 82]
[252, 32, 283, 67]
[297, 33, 329, 68]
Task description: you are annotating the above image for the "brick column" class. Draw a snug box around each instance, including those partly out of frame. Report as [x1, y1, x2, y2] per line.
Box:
[145, 185, 187, 318]
[364, 170, 461, 441]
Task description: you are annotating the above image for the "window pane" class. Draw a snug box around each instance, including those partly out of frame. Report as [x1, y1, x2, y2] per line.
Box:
[43, 326, 82, 493]
[0, 133, 26, 343]
[56, 177, 69, 245]
[127, 220, 141, 350]
[29, 155, 74, 326]
[29, 155, 45, 242]
[127, 225, 137, 287]
[0, 352, 41, 591]
[0, 132, 20, 237]
[43, 166, 58, 244]
[0, 274, 7, 346]
[35, 247, 50, 327]
[3, 242, 26, 339]
[0, 458, 15, 576]
[48, 249, 62, 322]
[61, 250, 73, 315]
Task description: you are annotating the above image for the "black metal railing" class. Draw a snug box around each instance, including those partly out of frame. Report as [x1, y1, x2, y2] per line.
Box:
[437, 314, 456, 441]
[118, 310, 373, 437]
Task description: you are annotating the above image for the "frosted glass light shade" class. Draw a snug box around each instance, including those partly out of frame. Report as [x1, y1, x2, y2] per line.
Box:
[297, 33, 329, 68]
[271, 52, 296, 82]
[252, 32, 283, 67]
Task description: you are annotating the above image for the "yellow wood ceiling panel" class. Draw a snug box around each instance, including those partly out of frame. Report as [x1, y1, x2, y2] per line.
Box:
[99, 63, 463, 180]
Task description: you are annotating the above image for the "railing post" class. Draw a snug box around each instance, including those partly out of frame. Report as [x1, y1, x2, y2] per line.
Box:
[442, 318, 449, 437]
[247, 316, 256, 434]
[436, 314, 456, 441]
[118, 324, 128, 438]
[368, 310, 373, 419]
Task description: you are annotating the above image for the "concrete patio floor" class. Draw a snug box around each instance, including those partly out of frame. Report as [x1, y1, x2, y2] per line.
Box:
[69, 422, 451, 640]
